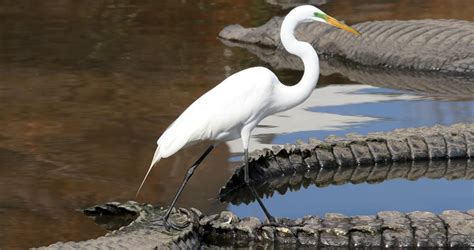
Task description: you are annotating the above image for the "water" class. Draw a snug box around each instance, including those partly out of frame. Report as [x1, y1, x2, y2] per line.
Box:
[1, 0, 473, 248]
[231, 179, 474, 219]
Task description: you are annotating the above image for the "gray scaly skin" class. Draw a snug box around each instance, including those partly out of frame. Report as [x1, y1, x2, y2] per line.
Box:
[219, 18, 474, 74]
[41, 202, 474, 248]
[220, 123, 473, 199]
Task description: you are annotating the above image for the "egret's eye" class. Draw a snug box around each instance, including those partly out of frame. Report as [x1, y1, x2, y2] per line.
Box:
[313, 12, 360, 36]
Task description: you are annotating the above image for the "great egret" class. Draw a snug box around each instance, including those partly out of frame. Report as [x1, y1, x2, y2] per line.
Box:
[137, 5, 360, 229]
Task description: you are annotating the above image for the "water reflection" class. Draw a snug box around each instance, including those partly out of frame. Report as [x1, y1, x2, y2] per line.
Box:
[225, 159, 473, 218]
[221, 159, 473, 204]
[1, 0, 473, 248]
[226, 85, 473, 154]
[226, 84, 419, 153]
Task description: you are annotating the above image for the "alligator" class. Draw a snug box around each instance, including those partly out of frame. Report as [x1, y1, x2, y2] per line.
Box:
[219, 18, 474, 74]
[220, 123, 474, 200]
[221, 39, 474, 98]
[39, 203, 200, 249]
[41, 202, 474, 248]
[40, 123, 474, 248]
[220, 123, 474, 198]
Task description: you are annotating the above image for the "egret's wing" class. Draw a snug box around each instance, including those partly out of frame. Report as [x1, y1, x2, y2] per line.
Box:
[157, 67, 277, 157]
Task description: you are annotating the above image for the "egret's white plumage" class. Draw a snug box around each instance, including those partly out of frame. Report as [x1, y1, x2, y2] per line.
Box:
[137, 5, 360, 196]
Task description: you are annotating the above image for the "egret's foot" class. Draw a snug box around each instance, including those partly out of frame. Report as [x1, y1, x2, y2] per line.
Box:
[150, 215, 190, 232]
[164, 218, 190, 231]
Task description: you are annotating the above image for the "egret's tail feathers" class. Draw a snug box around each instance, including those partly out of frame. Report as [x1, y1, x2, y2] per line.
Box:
[136, 146, 161, 197]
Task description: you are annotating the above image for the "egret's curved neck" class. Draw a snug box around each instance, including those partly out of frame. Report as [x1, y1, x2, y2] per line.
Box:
[274, 13, 319, 112]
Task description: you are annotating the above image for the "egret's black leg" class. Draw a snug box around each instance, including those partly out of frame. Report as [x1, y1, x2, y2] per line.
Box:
[244, 148, 276, 223]
[161, 145, 214, 230]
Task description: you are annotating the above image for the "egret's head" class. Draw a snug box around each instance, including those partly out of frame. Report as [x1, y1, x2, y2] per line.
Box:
[296, 5, 360, 36]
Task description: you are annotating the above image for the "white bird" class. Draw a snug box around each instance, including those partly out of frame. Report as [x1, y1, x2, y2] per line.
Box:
[137, 5, 360, 229]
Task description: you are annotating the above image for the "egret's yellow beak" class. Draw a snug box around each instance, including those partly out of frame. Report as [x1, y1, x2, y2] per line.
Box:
[315, 12, 361, 36]
[327, 16, 360, 35]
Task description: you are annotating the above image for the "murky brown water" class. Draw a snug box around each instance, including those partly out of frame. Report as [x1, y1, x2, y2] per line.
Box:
[1, 0, 473, 248]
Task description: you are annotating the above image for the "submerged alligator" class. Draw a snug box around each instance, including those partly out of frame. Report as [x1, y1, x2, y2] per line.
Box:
[221, 39, 474, 98]
[219, 18, 474, 74]
[41, 123, 474, 248]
